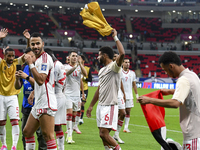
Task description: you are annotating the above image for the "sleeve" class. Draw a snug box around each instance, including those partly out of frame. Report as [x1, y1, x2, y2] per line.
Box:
[132, 71, 137, 82]
[0, 57, 2, 65]
[54, 64, 58, 82]
[110, 61, 121, 73]
[17, 56, 24, 65]
[172, 76, 190, 104]
[85, 68, 92, 82]
[38, 56, 52, 75]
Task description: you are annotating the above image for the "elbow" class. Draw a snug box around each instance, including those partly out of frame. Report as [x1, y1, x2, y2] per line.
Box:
[37, 80, 44, 86]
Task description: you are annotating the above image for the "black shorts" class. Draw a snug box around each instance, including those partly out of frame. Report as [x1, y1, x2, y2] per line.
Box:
[80, 90, 88, 102]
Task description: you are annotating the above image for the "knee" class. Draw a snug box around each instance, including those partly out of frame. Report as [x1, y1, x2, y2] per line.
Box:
[23, 127, 29, 137]
[120, 111, 126, 119]
[41, 130, 54, 141]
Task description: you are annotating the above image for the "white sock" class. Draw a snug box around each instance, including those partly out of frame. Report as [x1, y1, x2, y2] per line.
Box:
[72, 121, 75, 128]
[115, 120, 123, 136]
[12, 125, 19, 147]
[56, 136, 64, 150]
[46, 139, 57, 150]
[25, 136, 35, 150]
[67, 120, 72, 136]
[75, 116, 80, 127]
[104, 146, 113, 150]
[124, 116, 130, 129]
[0, 125, 6, 146]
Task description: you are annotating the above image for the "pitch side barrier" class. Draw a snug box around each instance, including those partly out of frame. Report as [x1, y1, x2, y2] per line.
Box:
[88, 77, 176, 89]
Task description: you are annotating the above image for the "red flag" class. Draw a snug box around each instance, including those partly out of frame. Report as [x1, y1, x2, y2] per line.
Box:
[140, 90, 165, 132]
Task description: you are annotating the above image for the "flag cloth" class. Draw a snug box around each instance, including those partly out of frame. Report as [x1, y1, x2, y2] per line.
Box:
[141, 90, 173, 150]
[141, 90, 165, 132]
[80, 2, 113, 36]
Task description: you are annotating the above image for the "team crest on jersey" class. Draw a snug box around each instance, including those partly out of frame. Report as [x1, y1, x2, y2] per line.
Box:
[41, 64, 47, 71]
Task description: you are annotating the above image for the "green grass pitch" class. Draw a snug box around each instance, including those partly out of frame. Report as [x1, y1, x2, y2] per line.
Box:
[3, 87, 182, 150]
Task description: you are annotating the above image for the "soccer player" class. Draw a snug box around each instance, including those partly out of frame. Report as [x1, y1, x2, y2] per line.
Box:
[0, 28, 25, 150]
[64, 51, 87, 143]
[44, 48, 66, 150]
[79, 55, 92, 125]
[138, 51, 200, 150]
[112, 52, 126, 144]
[14, 48, 47, 150]
[87, 29, 125, 150]
[23, 32, 57, 150]
[122, 58, 139, 133]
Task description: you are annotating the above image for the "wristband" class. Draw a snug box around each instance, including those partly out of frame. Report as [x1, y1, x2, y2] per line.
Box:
[113, 36, 119, 42]
[29, 64, 35, 69]
[136, 94, 139, 99]
[26, 76, 30, 81]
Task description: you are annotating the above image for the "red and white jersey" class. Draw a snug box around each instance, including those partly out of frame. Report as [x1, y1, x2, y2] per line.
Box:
[54, 60, 66, 94]
[64, 64, 81, 97]
[118, 71, 123, 99]
[121, 69, 137, 99]
[34, 52, 57, 111]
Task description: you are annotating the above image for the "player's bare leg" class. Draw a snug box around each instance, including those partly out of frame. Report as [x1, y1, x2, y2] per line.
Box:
[39, 114, 57, 149]
[23, 114, 40, 150]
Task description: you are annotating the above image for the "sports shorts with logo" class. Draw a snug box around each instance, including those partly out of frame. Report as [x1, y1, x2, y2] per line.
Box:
[183, 137, 200, 150]
[125, 99, 134, 108]
[31, 106, 56, 120]
[0, 95, 19, 120]
[96, 105, 118, 131]
[118, 97, 125, 110]
[65, 96, 81, 111]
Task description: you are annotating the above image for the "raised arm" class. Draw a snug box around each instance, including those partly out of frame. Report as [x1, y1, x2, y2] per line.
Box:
[0, 28, 8, 40]
[112, 29, 125, 67]
[23, 29, 30, 48]
[78, 56, 87, 76]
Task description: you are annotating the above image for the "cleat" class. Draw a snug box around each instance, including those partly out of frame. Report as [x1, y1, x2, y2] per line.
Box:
[123, 128, 131, 133]
[66, 136, 75, 144]
[79, 119, 84, 125]
[73, 126, 82, 134]
[1, 145, 7, 150]
[113, 135, 125, 144]
[11, 146, 16, 150]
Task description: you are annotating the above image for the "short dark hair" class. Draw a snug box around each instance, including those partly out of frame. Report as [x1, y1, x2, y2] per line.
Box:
[99, 46, 114, 59]
[80, 55, 85, 61]
[30, 32, 42, 39]
[123, 57, 129, 62]
[5, 48, 14, 55]
[158, 51, 182, 66]
[69, 51, 77, 56]
[24, 47, 32, 54]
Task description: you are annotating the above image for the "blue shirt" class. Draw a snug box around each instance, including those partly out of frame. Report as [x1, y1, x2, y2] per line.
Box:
[22, 65, 34, 108]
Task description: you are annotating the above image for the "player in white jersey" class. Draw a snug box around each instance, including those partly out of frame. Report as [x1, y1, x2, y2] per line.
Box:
[64, 51, 87, 144]
[23, 32, 57, 150]
[122, 58, 139, 133]
[44, 48, 66, 150]
[112, 52, 126, 144]
[87, 29, 125, 150]
[138, 51, 200, 150]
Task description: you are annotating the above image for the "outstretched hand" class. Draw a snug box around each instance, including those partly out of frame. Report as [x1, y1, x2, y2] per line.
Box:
[23, 29, 30, 39]
[0, 28, 8, 39]
[112, 29, 117, 37]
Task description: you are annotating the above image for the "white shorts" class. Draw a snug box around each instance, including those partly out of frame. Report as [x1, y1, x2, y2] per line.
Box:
[183, 137, 200, 150]
[31, 106, 56, 120]
[125, 99, 134, 108]
[0, 95, 19, 120]
[55, 93, 66, 125]
[118, 97, 125, 110]
[65, 96, 81, 112]
[96, 105, 118, 131]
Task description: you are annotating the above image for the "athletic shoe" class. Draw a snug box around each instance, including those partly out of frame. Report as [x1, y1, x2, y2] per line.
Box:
[123, 128, 131, 133]
[113, 135, 125, 144]
[65, 131, 68, 134]
[11, 146, 16, 150]
[0, 145, 7, 150]
[73, 126, 82, 134]
[66, 136, 75, 144]
[79, 119, 84, 125]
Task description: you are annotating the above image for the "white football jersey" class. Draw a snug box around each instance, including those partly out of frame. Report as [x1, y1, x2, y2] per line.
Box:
[121, 69, 137, 99]
[64, 64, 81, 97]
[118, 71, 123, 99]
[34, 52, 57, 110]
[54, 60, 66, 94]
